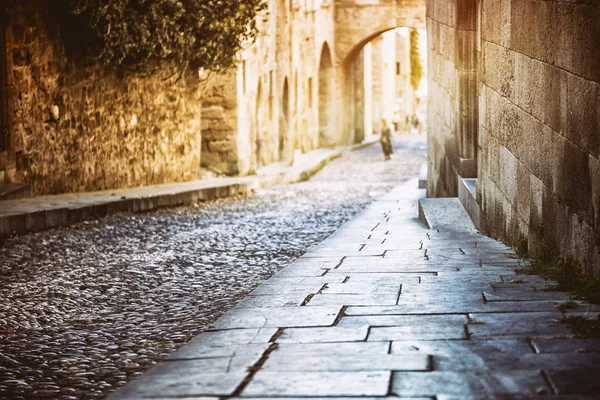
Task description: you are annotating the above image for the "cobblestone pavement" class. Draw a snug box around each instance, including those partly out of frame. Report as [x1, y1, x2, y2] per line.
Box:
[0, 135, 426, 399]
[111, 178, 600, 400]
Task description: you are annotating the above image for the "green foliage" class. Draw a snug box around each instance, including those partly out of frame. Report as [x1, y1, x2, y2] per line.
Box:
[558, 315, 600, 338]
[409, 28, 424, 91]
[61, 0, 265, 75]
[516, 255, 600, 304]
[556, 297, 579, 312]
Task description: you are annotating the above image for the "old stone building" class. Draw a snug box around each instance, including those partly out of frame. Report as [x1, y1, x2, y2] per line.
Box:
[1, 0, 598, 275]
[427, 0, 600, 275]
[0, 0, 426, 194]
[200, 0, 427, 175]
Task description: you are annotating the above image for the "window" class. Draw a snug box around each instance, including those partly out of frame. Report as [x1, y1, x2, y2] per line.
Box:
[396, 62, 401, 76]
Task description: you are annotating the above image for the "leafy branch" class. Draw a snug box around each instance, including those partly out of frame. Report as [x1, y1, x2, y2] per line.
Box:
[60, 0, 266, 76]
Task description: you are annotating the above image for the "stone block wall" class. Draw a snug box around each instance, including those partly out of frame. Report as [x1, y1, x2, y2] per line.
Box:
[426, 0, 460, 197]
[428, 0, 600, 275]
[479, 0, 600, 275]
[201, 72, 242, 175]
[0, 1, 202, 196]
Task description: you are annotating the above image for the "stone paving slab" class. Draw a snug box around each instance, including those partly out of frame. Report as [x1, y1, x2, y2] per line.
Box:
[110, 368, 248, 398]
[322, 283, 402, 293]
[110, 178, 594, 399]
[337, 313, 468, 329]
[209, 306, 342, 329]
[273, 342, 390, 355]
[367, 325, 468, 341]
[166, 343, 270, 361]
[249, 282, 325, 295]
[178, 328, 277, 347]
[391, 370, 551, 397]
[532, 338, 600, 353]
[260, 353, 431, 372]
[306, 293, 400, 306]
[233, 293, 308, 308]
[467, 311, 573, 339]
[242, 371, 392, 397]
[276, 326, 369, 343]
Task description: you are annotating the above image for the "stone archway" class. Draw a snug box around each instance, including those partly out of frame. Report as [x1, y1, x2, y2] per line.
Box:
[332, 0, 425, 144]
[318, 42, 335, 147]
[341, 23, 427, 144]
[279, 77, 289, 161]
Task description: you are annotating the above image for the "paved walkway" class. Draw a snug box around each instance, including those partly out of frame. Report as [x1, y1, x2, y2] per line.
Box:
[109, 178, 600, 399]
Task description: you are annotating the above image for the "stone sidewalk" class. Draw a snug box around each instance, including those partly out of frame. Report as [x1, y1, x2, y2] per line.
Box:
[0, 148, 342, 240]
[109, 178, 600, 399]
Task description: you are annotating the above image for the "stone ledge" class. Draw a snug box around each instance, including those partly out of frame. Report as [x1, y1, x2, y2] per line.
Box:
[418, 197, 477, 231]
[458, 177, 481, 229]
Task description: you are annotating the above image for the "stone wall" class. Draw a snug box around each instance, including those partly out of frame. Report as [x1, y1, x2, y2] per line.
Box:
[426, 0, 460, 197]
[0, 1, 202, 196]
[201, 0, 336, 174]
[428, 0, 600, 276]
[201, 72, 241, 175]
[478, 0, 600, 275]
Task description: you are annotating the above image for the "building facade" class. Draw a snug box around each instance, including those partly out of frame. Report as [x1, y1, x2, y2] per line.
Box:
[427, 0, 600, 275]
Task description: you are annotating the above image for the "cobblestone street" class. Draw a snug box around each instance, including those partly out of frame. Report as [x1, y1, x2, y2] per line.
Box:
[0, 135, 426, 399]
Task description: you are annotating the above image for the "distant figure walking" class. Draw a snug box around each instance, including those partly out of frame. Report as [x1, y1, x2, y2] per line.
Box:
[380, 119, 393, 161]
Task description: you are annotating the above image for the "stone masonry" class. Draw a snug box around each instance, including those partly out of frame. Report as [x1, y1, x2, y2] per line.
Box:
[0, 0, 203, 197]
[202, 0, 427, 175]
[0, 0, 428, 195]
[109, 178, 600, 399]
[427, 0, 600, 276]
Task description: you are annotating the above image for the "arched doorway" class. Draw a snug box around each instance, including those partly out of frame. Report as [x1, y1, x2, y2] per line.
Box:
[279, 77, 289, 161]
[318, 43, 334, 147]
[342, 28, 427, 144]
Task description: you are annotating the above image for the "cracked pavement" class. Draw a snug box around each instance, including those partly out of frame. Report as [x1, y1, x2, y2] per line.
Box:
[0, 135, 426, 399]
[111, 177, 600, 399]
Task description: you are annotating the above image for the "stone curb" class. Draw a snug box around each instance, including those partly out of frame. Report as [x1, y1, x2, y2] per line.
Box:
[0, 149, 341, 241]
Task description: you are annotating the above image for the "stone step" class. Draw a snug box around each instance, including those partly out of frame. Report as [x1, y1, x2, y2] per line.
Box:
[418, 197, 477, 232]
[458, 177, 480, 229]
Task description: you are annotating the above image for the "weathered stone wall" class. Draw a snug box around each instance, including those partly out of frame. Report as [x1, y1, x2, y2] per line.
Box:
[428, 0, 600, 275]
[204, 0, 336, 173]
[426, 0, 460, 197]
[335, 0, 426, 144]
[478, 0, 600, 274]
[201, 72, 241, 175]
[0, 1, 202, 196]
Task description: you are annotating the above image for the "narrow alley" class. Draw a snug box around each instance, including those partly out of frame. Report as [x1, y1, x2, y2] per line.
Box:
[0, 136, 426, 399]
[1, 0, 599, 398]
